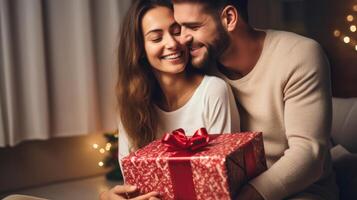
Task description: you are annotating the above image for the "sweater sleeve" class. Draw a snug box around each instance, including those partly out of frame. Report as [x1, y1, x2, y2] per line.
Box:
[118, 119, 132, 177]
[204, 77, 241, 134]
[249, 40, 333, 200]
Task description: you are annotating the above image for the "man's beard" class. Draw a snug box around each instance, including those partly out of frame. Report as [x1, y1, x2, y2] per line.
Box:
[191, 26, 230, 69]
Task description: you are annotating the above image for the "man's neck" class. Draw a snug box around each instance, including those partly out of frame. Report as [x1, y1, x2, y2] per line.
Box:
[219, 28, 266, 80]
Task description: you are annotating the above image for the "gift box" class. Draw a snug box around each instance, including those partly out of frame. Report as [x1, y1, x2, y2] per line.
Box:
[121, 128, 267, 200]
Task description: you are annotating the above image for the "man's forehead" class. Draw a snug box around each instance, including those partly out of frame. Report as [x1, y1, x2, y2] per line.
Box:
[173, 2, 207, 21]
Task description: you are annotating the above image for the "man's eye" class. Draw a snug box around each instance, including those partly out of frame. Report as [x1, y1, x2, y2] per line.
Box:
[189, 26, 200, 31]
[173, 30, 181, 36]
[171, 25, 181, 36]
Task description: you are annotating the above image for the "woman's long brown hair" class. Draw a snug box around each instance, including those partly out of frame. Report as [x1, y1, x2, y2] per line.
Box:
[117, 0, 172, 150]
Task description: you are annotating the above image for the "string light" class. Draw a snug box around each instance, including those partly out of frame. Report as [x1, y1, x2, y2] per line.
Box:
[353, 5, 357, 12]
[344, 36, 351, 43]
[332, 5, 357, 52]
[105, 143, 112, 151]
[347, 15, 354, 22]
[92, 142, 111, 167]
[334, 30, 340, 37]
[92, 130, 120, 178]
[91, 131, 118, 169]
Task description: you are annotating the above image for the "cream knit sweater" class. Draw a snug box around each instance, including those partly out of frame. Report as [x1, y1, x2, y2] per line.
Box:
[214, 30, 339, 200]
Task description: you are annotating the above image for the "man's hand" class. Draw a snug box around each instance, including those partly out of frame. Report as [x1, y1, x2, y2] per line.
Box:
[235, 184, 264, 200]
[99, 184, 160, 200]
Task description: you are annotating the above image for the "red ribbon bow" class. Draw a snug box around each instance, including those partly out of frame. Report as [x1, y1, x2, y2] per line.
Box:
[161, 128, 210, 151]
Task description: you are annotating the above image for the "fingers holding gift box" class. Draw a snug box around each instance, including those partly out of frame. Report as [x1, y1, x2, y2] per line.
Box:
[120, 128, 267, 200]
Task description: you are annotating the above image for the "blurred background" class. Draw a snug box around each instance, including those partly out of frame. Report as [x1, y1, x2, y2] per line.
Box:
[0, 0, 356, 199]
[249, 0, 357, 97]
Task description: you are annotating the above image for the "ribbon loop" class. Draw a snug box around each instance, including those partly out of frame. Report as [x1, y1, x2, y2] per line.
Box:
[162, 128, 210, 151]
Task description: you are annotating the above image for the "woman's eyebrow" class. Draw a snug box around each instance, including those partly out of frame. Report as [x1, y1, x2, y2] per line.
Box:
[145, 29, 162, 36]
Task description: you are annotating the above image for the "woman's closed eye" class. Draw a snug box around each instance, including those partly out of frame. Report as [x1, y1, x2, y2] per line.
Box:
[147, 32, 163, 43]
[151, 37, 162, 43]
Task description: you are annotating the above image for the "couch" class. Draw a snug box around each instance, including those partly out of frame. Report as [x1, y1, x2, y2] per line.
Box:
[331, 97, 357, 200]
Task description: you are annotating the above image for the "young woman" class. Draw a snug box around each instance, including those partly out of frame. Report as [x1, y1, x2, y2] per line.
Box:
[101, 0, 240, 199]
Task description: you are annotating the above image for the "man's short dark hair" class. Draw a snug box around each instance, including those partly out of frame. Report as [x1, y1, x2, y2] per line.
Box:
[172, 0, 249, 22]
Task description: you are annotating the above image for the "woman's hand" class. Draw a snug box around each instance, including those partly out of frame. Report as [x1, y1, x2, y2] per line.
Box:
[99, 185, 160, 200]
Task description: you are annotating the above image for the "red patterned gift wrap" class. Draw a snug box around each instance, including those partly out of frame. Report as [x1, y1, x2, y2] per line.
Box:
[120, 129, 267, 200]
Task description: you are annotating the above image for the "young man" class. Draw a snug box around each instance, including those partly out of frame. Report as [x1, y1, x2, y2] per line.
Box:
[172, 0, 339, 200]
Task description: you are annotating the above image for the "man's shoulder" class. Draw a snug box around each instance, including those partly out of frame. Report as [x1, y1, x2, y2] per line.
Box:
[267, 30, 326, 69]
[265, 30, 328, 81]
[267, 30, 322, 54]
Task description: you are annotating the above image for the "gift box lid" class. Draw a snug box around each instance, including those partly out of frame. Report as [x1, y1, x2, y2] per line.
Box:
[123, 132, 263, 162]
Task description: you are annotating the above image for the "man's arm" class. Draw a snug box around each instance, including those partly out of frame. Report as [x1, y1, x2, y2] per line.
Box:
[247, 40, 333, 200]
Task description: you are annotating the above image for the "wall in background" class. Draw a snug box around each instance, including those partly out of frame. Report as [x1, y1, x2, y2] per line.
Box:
[0, 0, 129, 193]
[0, 133, 110, 193]
[249, 0, 357, 97]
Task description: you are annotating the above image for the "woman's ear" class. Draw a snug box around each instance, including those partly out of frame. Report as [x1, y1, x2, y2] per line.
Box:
[221, 5, 238, 32]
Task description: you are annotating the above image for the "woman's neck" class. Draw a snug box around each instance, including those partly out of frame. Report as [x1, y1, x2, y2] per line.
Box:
[154, 70, 203, 112]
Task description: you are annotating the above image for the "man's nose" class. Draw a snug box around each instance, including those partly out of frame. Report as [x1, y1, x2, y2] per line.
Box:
[180, 28, 193, 46]
[180, 34, 193, 46]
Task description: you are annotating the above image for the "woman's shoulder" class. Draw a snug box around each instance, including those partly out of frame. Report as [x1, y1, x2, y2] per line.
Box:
[204, 74, 225, 82]
[198, 75, 232, 103]
[202, 75, 230, 92]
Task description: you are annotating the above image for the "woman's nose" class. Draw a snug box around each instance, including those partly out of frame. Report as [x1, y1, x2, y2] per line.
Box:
[166, 35, 180, 50]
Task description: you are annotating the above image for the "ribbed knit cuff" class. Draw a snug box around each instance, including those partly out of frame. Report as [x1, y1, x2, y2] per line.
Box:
[249, 169, 288, 200]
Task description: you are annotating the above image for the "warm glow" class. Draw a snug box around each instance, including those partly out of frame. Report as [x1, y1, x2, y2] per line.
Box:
[347, 15, 354, 22]
[98, 161, 104, 167]
[92, 144, 99, 149]
[333, 30, 341, 37]
[105, 143, 112, 151]
[99, 148, 105, 153]
[350, 25, 357, 32]
[344, 36, 351, 43]
[355, 45, 357, 51]
[353, 5, 357, 12]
